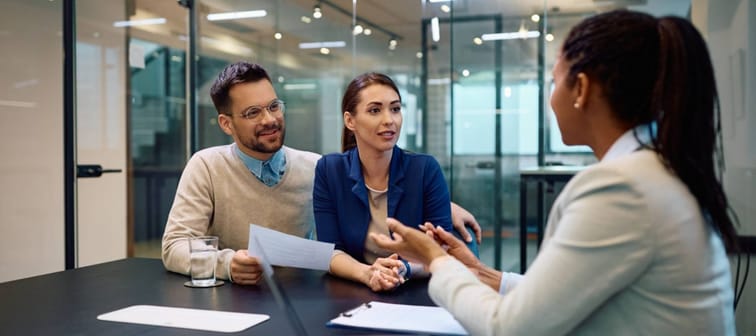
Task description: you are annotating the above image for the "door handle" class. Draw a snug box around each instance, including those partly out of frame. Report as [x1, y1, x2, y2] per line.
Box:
[77, 164, 122, 178]
[474, 161, 495, 169]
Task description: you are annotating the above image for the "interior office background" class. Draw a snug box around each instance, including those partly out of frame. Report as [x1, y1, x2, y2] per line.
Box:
[1, 0, 754, 333]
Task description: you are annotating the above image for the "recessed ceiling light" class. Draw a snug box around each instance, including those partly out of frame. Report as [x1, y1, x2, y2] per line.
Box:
[207, 10, 267, 21]
[113, 18, 167, 27]
[299, 41, 346, 49]
[481, 31, 540, 41]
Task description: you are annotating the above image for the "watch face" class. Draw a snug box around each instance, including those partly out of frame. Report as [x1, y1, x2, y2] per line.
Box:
[398, 260, 410, 280]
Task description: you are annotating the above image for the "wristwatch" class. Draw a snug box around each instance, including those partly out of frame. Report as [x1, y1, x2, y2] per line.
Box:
[398, 259, 411, 281]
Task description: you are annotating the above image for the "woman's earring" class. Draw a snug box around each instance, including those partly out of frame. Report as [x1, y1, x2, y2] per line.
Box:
[573, 102, 580, 109]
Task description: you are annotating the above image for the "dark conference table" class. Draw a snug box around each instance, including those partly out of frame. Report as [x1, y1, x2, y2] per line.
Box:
[0, 258, 437, 335]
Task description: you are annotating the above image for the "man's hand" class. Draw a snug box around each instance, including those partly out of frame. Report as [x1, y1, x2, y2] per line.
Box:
[230, 249, 262, 285]
[451, 202, 482, 244]
[370, 218, 448, 267]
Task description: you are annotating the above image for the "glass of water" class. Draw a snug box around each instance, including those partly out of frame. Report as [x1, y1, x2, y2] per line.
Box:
[189, 236, 218, 287]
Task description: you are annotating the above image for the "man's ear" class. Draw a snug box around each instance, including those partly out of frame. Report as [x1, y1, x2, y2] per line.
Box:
[343, 111, 355, 131]
[218, 114, 233, 136]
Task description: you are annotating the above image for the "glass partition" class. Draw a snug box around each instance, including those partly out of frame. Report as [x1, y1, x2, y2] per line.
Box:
[123, 0, 754, 272]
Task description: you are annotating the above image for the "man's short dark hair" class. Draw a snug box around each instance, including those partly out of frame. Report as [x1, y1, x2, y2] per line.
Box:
[210, 62, 272, 115]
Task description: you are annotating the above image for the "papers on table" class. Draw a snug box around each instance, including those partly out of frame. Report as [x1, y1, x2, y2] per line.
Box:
[248, 224, 334, 271]
[327, 301, 468, 335]
[97, 305, 269, 333]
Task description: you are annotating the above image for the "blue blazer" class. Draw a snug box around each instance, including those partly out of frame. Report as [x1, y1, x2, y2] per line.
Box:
[313, 146, 452, 262]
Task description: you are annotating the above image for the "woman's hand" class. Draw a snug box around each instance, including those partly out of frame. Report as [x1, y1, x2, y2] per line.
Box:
[364, 253, 404, 292]
[450, 202, 482, 244]
[420, 222, 481, 269]
[370, 218, 448, 268]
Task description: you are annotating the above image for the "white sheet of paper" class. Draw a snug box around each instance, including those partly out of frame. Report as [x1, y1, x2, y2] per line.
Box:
[97, 305, 269, 333]
[327, 301, 468, 335]
[248, 224, 334, 271]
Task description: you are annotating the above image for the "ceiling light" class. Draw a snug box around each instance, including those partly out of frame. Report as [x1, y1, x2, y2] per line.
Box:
[531, 14, 540, 22]
[428, 0, 453, 2]
[353, 24, 364, 35]
[299, 41, 346, 49]
[113, 18, 166, 27]
[462, 69, 470, 77]
[363, 28, 372, 36]
[416, 52, 423, 59]
[301, 16, 312, 23]
[473, 37, 483, 45]
[274, 32, 282, 40]
[440, 5, 450, 12]
[545, 33, 554, 42]
[284, 83, 317, 90]
[207, 10, 267, 21]
[481, 31, 540, 41]
[277, 76, 285, 83]
[320, 47, 330, 55]
[313, 4, 322, 19]
[388, 38, 398, 50]
[504, 86, 512, 98]
[431, 17, 440, 42]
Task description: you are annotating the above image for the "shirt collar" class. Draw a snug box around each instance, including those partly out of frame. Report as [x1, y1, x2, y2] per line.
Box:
[601, 123, 655, 162]
[233, 144, 286, 186]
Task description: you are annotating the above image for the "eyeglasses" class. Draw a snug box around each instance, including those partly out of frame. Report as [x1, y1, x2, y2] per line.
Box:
[238, 99, 285, 120]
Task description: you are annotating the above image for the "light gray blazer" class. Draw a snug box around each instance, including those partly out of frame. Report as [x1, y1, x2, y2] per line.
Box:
[429, 147, 734, 336]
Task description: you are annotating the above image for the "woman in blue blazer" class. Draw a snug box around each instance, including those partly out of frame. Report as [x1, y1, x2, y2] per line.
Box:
[313, 73, 453, 291]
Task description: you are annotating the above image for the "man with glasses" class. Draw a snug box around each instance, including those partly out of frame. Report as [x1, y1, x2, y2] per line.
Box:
[162, 62, 481, 285]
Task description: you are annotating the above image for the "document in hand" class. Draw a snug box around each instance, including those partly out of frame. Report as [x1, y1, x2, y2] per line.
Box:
[327, 301, 468, 335]
[247, 224, 334, 271]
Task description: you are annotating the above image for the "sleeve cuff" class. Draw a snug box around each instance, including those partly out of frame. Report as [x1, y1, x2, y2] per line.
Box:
[498, 272, 524, 295]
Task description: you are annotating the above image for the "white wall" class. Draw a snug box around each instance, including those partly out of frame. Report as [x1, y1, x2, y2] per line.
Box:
[0, 0, 129, 283]
[0, 0, 65, 282]
[693, 0, 756, 334]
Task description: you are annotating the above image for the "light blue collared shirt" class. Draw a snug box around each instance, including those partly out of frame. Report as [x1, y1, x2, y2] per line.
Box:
[234, 144, 287, 187]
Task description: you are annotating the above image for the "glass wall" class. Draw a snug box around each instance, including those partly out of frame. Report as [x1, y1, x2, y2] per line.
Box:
[123, 0, 755, 284]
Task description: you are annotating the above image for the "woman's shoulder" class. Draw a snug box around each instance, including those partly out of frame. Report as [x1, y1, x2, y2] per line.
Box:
[316, 150, 354, 171]
[319, 150, 351, 162]
[570, 150, 682, 200]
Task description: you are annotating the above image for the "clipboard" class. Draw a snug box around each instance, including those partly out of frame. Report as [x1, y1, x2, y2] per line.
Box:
[327, 301, 468, 335]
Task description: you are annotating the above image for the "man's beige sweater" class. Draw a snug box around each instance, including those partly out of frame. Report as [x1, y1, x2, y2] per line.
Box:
[161, 144, 320, 280]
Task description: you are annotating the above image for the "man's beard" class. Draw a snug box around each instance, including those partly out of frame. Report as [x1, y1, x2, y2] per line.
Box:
[246, 125, 285, 154]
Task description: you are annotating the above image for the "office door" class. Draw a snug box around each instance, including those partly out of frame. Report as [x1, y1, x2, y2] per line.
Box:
[74, 0, 129, 266]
